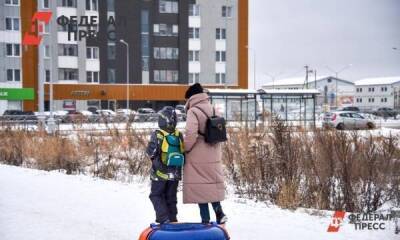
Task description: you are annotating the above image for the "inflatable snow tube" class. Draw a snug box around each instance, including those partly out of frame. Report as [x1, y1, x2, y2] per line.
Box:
[138, 222, 230, 240]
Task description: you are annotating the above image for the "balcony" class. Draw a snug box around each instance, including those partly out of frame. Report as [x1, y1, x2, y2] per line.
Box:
[58, 56, 78, 69]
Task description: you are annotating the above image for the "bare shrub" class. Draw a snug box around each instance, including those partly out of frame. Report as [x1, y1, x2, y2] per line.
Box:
[0, 130, 27, 166]
[222, 122, 400, 212]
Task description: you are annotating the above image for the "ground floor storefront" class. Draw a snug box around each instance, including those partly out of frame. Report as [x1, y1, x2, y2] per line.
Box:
[0, 88, 35, 115]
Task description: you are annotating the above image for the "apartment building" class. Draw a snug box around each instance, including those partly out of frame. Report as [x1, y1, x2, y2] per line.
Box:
[0, 0, 34, 114]
[188, 0, 239, 86]
[262, 76, 356, 107]
[13, 0, 248, 112]
[354, 76, 400, 110]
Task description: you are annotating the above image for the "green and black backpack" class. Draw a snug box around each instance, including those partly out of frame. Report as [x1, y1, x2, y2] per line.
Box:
[156, 129, 185, 167]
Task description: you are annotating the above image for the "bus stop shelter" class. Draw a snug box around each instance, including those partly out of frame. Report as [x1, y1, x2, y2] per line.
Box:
[258, 89, 320, 127]
[206, 88, 320, 127]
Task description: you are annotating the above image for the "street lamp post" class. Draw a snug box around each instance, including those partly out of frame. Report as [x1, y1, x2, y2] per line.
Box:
[325, 64, 353, 108]
[119, 39, 130, 110]
[264, 71, 285, 89]
[246, 46, 256, 89]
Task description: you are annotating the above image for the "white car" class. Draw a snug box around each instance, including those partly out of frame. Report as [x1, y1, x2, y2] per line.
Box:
[116, 109, 136, 116]
[96, 109, 116, 116]
[323, 111, 375, 130]
[79, 110, 93, 116]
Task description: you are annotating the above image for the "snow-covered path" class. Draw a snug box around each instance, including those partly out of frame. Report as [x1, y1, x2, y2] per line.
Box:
[0, 165, 397, 240]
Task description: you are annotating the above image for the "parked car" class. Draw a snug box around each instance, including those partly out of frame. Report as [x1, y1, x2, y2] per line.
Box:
[94, 109, 116, 122]
[174, 109, 186, 121]
[337, 106, 360, 112]
[2, 110, 38, 121]
[135, 108, 157, 122]
[372, 107, 398, 118]
[323, 111, 375, 130]
[115, 109, 137, 122]
[63, 110, 91, 123]
[175, 104, 186, 113]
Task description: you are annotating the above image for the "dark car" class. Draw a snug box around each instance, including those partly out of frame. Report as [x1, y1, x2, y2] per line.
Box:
[373, 108, 398, 118]
[337, 106, 360, 112]
[175, 104, 186, 113]
[2, 110, 37, 121]
[62, 111, 90, 123]
[135, 108, 158, 122]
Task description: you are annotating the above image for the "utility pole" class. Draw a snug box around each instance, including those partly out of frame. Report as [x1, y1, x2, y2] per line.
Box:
[304, 65, 309, 89]
[120, 40, 130, 109]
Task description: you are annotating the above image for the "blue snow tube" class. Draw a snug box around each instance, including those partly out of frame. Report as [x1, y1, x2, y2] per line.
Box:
[138, 223, 230, 240]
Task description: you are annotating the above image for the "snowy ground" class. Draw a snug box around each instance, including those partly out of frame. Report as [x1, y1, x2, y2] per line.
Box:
[0, 165, 398, 240]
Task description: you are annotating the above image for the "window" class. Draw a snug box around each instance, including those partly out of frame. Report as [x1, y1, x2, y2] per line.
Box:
[107, 68, 116, 83]
[189, 51, 200, 62]
[141, 10, 150, 71]
[154, 47, 179, 60]
[154, 70, 179, 82]
[356, 98, 362, 103]
[216, 73, 226, 84]
[381, 86, 388, 92]
[216, 51, 226, 62]
[356, 87, 363, 93]
[5, 17, 19, 31]
[45, 70, 51, 82]
[154, 24, 179, 37]
[59, 23, 77, 32]
[58, 44, 78, 56]
[86, 0, 97, 11]
[59, 68, 78, 80]
[6, 44, 20, 57]
[189, 73, 200, 84]
[159, 0, 178, 14]
[222, 6, 232, 17]
[87, 71, 99, 83]
[60, 0, 77, 8]
[107, 0, 114, 11]
[86, 47, 99, 59]
[189, 4, 200, 16]
[189, 28, 200, 39]
[368, 87, 375, 92]
[43, 0, 49, 8]
[216, 28, 226, 40]
[6, 69, 20, 81]
[43, 22, 50, 33]
[381, 98, 387, 103]
[368, 98, 375, 103]
[44, 45, 50, 57]
[5, 0, 19, 6]
[108, 43, 116, 60]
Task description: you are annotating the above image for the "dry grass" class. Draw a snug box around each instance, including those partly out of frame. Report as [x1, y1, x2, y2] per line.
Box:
[1, 122, 399, 212]
[223, 122, 400, 212]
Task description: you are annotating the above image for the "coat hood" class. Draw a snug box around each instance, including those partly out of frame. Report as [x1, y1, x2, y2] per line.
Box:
[185, 93, 209, 110]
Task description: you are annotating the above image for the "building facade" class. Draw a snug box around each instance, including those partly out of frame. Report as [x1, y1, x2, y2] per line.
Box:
[0, 0, 29, 114]
[188, 0, 239, 86]
[354, 77, 400, 110]
[0, 0, 248, 114]
[262, 76, 355, 108]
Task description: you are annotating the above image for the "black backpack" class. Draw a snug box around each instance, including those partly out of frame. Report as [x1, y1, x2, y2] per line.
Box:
[192, 106, 227, 144]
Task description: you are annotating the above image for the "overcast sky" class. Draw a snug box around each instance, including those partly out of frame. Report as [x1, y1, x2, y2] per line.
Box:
[249, 0, 400, 88]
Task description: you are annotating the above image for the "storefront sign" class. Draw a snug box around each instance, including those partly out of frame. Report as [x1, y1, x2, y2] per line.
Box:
[71, 91, 90, 97]
[0, 88, 34, 100]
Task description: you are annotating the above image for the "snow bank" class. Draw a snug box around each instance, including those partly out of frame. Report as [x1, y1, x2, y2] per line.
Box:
[0, 165, 397, 240]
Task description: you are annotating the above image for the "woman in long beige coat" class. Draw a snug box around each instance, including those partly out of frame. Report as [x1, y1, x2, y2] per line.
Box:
[183, 83, 227, 224]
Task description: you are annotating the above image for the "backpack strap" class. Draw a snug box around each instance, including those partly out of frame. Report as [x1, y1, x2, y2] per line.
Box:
[192, 106, 213, 118]
[191, 107, 206, 137]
